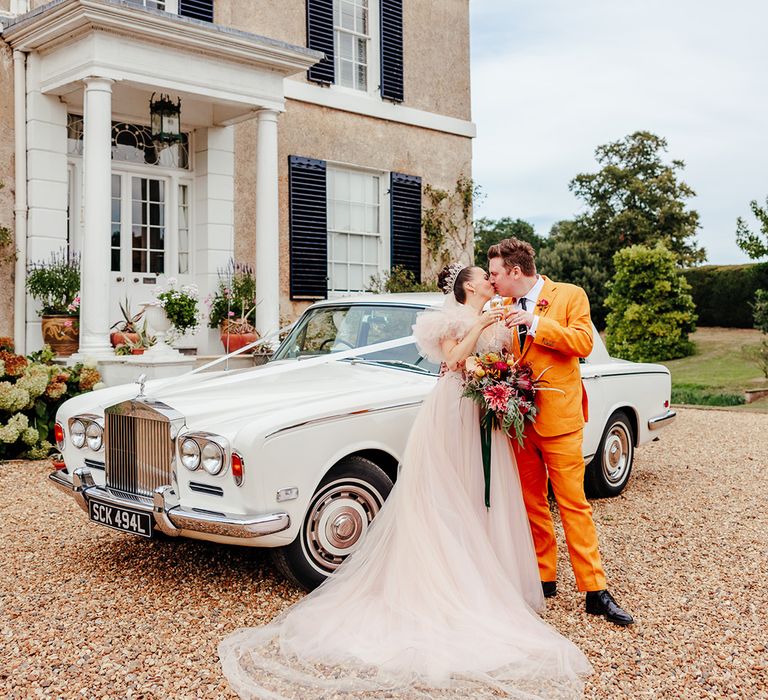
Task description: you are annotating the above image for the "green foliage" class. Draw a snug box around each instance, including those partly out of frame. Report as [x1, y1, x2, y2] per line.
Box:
[156, 280, 199, 336]
[566, 131, 706, 271]
[735, 196, 768, 260]
[366, 265, 438, 294]
[207, 261, 257, 329]
[538, 241, 611, 329]
[26, 250, 81, 316]
[422, 176, 480, 271]
[605, 244, 697, 362]
[671, 383, 745, 406]
[473, 217, 547, 262]
[681, 263, 768, 328]
[742, 339, 768, 380]
[0, 338, 102, 459]
[0, 182, 15, 265]
[753, 289, 768, 334]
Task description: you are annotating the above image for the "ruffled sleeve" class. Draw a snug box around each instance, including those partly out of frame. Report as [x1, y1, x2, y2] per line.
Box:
[412, 305, 475, 363]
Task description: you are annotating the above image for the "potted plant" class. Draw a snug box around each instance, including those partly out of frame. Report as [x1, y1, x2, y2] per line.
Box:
[25, 250, 81, 357]
[144, 278, 200, 349]
[110, 297, 144, 348]
[207, 261, 257, 342]
[220, 301, 260, 353]
[114, 319, 155, 356]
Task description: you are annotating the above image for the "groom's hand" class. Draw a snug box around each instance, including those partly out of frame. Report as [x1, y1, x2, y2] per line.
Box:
[504, 310, 534, 328]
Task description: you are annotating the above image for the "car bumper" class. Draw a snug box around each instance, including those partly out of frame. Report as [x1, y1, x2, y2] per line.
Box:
[49, 467, 290, 539]
[648, 409, 676, 431]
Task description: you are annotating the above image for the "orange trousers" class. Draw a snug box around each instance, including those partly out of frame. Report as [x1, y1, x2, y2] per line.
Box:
[513, 428, 607, 592]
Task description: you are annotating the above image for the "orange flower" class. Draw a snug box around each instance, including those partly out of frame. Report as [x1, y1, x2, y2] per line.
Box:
[0, 350, 28, 377]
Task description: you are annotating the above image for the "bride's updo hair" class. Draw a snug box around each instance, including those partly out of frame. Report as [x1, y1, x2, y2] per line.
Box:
[437, 264, 474, 303]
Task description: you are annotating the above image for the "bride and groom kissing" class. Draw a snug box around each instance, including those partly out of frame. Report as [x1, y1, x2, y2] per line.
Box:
[220, 237, 633, 699]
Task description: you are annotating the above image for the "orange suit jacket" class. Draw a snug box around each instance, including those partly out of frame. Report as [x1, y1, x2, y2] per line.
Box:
[512, 276, 593, 437]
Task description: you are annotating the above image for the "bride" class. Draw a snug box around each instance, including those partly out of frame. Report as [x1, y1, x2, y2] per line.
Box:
[219, 263, 593, 699]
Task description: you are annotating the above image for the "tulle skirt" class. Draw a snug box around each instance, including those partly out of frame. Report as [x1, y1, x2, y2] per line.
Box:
[219, 372, 592, 699]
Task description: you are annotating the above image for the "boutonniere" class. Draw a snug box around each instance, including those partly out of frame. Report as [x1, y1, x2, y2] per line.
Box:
[536, 299, 549, 310]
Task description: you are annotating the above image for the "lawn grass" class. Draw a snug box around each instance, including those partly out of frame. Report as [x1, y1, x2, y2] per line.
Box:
[659, 327, 768, 411]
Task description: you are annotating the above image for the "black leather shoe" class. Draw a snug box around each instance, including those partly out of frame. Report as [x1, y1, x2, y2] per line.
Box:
[585, 590, 634, 626]
[541, 581, 557, 598]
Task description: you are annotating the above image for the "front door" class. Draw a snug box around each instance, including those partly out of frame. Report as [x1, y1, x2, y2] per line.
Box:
[109, 171, 195, 346]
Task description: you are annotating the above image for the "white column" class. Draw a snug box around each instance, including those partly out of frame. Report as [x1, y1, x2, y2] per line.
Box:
[254, 108, 280, 338]
[77, 77, 114, 357]
[13, 50, 28, 355]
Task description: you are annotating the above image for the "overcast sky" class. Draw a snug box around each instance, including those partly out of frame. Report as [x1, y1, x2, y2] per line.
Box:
[469, 1, 767, 265]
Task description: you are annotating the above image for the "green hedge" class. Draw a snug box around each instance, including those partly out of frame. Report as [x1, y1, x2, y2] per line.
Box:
[682, 263, 768, 327]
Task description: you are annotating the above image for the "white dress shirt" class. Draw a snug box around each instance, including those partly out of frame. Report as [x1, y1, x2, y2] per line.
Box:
[515, 275, 545, 337]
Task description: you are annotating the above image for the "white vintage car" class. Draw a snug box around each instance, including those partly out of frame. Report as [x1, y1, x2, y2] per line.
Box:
[50, 293, 675, 589]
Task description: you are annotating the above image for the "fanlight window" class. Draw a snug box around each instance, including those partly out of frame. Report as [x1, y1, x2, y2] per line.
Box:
[67, 115, 190, 170]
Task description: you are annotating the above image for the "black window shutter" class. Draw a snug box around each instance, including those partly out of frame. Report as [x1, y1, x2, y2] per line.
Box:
[289, 156, 328, 300]
[380, 0, 404, 102]
[306, 0, 335, 84]
[390, 172, 422, 281]
[178, 0, 214, 22]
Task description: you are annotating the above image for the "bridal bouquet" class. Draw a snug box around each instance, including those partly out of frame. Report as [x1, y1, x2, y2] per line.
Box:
[462, 351, 550, 508]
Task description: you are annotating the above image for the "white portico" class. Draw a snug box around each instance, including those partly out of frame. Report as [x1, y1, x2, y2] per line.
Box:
[3, 0, 321, 356]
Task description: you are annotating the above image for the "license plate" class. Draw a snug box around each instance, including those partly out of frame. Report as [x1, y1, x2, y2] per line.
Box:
[88, 500, 153, 538]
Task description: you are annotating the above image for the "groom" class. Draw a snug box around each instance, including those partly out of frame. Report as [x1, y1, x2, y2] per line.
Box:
[488, 237, 634, 626]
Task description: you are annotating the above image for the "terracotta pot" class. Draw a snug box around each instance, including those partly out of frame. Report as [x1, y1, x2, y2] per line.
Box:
[41, 315, 79, 357]
[110, 331, 140, 348]
[220, 332, 258, 353]
[130, 347, 145, 355]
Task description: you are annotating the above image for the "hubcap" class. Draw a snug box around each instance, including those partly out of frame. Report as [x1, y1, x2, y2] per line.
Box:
[303, 478, 384, 574]
[602, 422, 632, 486]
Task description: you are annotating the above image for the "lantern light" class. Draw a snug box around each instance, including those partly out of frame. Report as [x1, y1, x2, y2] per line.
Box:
[149, 92, 182, 147]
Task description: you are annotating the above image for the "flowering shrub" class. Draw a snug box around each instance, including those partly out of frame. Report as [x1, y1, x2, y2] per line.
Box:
[155, 277, 200, 337]
[25, 250, 81, 316]
[207, 261, 257, 329]
[0, 338, 102, 460]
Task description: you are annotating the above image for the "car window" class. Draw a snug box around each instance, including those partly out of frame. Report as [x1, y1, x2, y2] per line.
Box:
[272, 304, 440, 375]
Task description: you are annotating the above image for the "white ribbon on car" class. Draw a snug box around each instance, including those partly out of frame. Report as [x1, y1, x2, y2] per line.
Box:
[151, 332, 420, 398]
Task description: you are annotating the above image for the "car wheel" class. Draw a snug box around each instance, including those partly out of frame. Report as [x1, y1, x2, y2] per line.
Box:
[585, 410, 634, 498]
[271, 455, 393, 591]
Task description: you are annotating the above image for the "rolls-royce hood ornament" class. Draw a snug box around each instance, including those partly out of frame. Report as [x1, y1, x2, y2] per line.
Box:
[135, 372, 147, 399]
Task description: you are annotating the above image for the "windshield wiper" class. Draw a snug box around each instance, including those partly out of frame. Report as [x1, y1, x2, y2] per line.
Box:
[349, 358, 433, 374]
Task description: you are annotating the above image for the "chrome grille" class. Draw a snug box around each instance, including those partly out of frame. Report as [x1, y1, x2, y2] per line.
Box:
[104, 399, 176, 497]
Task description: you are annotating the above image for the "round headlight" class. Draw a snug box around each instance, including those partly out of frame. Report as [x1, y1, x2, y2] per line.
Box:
[180, 438, 201, 470]
[86, 421, 103, 451]
[70, 419, 86, 448]
[201, 441, 224, 475]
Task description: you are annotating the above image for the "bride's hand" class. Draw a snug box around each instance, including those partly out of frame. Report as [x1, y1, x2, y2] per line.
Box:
[477, 308, 504, 329]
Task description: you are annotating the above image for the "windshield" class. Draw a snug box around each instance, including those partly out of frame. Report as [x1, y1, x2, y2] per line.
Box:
[272, 304, 440, 375]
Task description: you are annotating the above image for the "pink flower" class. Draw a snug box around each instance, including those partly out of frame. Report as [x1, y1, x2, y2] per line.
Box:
[483, 384, 513, 412]
[64, 319, 73, 327]
[536, 298, 549, 309]
[495, 361, 507, 371]
[227, 311, 235, 317]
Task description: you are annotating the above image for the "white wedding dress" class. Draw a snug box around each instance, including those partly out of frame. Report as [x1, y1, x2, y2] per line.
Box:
[219, 299, 592, 699]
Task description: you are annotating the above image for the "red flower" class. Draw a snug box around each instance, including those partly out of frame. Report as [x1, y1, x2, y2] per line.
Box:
[483, 384, 513, 412]
[536, 299, 549, 309]
[495, 361, 507, 371]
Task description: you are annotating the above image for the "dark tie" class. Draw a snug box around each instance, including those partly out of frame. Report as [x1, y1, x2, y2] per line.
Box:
[518, 297, 528, 352]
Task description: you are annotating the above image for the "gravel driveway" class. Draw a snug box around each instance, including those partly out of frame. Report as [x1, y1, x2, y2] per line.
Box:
[1, 407, 767, 699]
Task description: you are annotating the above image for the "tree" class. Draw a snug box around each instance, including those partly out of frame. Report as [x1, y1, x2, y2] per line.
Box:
[605, 244, 697, 362]
[538, 241, 611, 329]
[473, 217, 546, 262]
[736, 197, 768, 260]
[568, 131, 706, 270]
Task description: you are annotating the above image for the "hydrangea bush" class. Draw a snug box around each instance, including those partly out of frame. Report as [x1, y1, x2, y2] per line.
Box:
[0, 338, 102, 459]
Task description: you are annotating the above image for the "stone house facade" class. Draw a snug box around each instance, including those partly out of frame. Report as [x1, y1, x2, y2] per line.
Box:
[0, 0, 474, 356]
